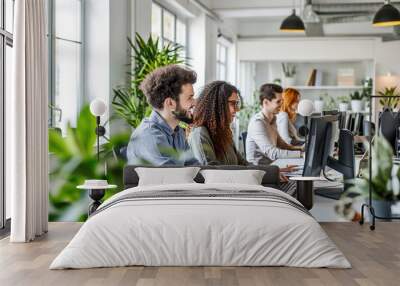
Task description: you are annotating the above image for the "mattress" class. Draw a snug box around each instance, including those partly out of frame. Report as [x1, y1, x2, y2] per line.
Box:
[50, 183, 351, 269]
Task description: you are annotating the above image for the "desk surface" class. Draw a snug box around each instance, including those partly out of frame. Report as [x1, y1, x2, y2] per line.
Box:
[274, 158, 344, 191]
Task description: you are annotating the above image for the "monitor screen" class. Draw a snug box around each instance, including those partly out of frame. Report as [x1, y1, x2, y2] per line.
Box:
[303, 116, 334, 177]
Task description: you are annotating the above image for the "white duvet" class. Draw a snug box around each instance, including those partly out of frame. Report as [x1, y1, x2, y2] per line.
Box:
[50, 183, 351, 269]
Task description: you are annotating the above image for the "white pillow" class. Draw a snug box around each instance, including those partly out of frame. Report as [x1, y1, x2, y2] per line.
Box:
[200, 169, 266, 185]
[136, 167, 201, 186]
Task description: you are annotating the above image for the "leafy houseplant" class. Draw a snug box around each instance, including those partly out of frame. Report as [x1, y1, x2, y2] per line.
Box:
[112, 34, 186, 128]
[314, 95, 324, 113]
[237, 91, 261, 135]
[281, 63, 296, 77]
[379, 86, 400, 111]
[336, 136, 400, 220]
[361, 77, 373, 99]
[281, 63, 296, 87]
[338, 95, 350, 112]
[338, 95, 350, 103]
[49, 105, 130, 222]
[350, 90, 363, 112]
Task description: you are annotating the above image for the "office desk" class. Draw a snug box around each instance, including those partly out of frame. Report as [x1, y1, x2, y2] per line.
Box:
[274, 158, 345, 209]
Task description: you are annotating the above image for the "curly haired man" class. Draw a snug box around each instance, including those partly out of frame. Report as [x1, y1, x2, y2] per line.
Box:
[127, 64, 199, 166]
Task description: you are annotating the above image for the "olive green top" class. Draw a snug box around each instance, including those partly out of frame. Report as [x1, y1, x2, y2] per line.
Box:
[188, 126, 248, 166]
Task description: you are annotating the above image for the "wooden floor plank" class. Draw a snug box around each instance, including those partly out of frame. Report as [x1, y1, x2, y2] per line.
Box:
[0, 222, 399, 286]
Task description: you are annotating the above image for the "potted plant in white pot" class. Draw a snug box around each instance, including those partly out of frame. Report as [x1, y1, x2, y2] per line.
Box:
[313, 95, 324, 113]
[281, 63, 296, 87]
[337, 96, 350, 112]
[350, 91, 364, 112]
[336, 136, 400, 221]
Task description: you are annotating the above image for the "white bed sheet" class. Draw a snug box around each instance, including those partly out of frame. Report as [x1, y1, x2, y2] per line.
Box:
[50, 183, 350, 269]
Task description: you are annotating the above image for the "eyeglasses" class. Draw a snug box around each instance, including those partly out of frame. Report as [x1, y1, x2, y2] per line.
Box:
[228, 100, 241, 110]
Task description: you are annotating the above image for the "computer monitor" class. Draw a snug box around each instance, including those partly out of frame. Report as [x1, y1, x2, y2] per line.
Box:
[302, 116, 333, 177]
[379, 110, 400, 154]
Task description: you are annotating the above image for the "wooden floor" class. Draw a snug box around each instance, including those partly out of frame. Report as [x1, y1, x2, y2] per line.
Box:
[0, 222, 399, 286]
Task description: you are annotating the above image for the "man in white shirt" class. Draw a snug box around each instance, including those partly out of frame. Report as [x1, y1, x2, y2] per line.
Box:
[246, 83, 303, 166]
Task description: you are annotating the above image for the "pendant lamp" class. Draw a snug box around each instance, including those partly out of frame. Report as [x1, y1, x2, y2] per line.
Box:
[373, 0, 400, 27]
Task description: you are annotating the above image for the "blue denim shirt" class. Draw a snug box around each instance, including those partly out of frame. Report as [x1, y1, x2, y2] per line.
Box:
[127, 111, 199, 166]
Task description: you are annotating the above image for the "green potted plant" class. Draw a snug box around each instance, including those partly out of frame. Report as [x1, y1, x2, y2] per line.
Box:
[379, 86, 399, 111]
[337, 136, 400, 220]
[337, 95, 350, 112]
[112, 33, 186, 128]
[349, 91, 363, 112]
[361, 77, 373, 99]
[49, 105, 130, 222]
[281, 63, 296, 87]
[314, 95, 325, 113]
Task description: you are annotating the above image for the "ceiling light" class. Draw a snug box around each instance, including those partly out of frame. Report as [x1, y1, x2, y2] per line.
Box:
[373, 0, 400, 27]
[280, 9, 305, 32]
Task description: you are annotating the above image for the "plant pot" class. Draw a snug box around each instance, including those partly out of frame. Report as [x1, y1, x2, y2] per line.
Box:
[370, 199, 393, 221]
[314, 100, 324, 113]
[351, 100, 363, 112]
[338, 102, 349, 112]
[283, 77, 296, 87]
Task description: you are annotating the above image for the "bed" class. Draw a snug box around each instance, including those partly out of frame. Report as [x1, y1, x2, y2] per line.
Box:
[50, 165, 350, 269]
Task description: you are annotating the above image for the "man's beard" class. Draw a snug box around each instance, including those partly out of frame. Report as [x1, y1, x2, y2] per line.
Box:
[172, 104, 194, 125]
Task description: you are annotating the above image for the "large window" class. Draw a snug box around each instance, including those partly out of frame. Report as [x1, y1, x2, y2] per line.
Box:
[1, 0, 14, 230]
[48, 0, 83, 134]
[216, 42, 228, 81]
[151, 2, 186, 57]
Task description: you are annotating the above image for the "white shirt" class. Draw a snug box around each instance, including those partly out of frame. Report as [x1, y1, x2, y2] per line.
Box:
[246, 111, 301, 166]
[276, 111, 300, 144]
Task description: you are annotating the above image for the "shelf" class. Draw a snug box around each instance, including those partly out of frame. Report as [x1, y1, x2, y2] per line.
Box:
[291, 85, 364, 90]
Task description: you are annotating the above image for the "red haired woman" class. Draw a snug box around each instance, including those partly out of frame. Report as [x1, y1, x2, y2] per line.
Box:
[276, 88, 303, 145]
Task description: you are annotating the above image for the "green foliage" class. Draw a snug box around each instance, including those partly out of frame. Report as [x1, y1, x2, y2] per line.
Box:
[349, 90, 363, 100]
[281, 63, 296, 77]
[361, 77, 373, 99]
[335, 136, 400, 220]
[379, 86, 400, 110]
[237, 91, 261, 134]
[345, 136, 400, 201]
[337, 95, 350, 103]
[112, 33, 186, 128]
[49, 105, 130, 221]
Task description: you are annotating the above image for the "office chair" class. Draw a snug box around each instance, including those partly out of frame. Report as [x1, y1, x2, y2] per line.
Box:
[240, 131, 248, 157]
[379, 109, 400, 153]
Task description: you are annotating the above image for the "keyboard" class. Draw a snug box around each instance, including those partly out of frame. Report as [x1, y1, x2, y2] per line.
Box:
[279, 181, 297, 197]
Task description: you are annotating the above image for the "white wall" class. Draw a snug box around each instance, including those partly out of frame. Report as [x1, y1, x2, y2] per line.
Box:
[375, 41, 400, 76]
[238, 37, 378, 62]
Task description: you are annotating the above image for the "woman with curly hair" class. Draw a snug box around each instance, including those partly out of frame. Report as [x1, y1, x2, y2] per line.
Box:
[188, 81, 248, 165]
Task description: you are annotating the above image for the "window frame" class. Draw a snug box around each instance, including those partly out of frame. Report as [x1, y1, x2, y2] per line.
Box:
[151, 1, 187, 54]
[216, 41, 228, 81]
[47, 0, 84, 129]
[0, 0, 14, 231]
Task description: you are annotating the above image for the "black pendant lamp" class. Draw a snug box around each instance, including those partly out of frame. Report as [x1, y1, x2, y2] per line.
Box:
[373, 0, 400, 27]
[280, 9, 305, 32]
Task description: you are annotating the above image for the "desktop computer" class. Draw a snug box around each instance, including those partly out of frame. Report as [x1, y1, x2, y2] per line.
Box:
[281, 113, 354, 199]
[302, 115, 355, 200]
[302, 116, 333, 177]
[379, 110, 400, 156]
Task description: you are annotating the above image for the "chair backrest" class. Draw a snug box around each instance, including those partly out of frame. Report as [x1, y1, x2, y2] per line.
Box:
[240, 131, 248, 156]
[379, 110, 400, 152]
